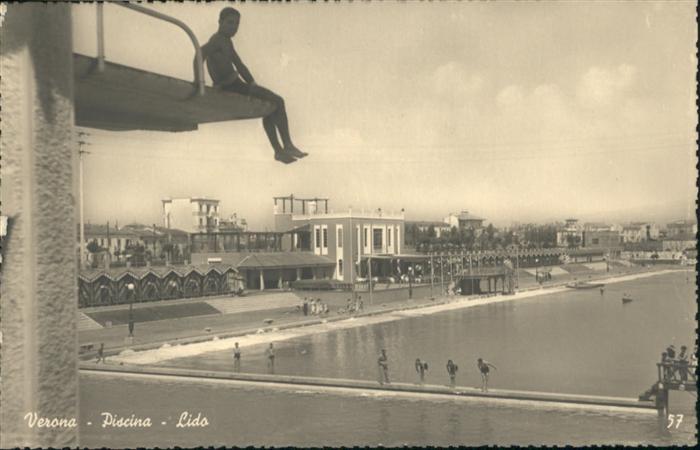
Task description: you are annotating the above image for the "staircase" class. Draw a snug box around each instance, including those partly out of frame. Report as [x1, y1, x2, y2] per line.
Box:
[78, 312, 104, 331]
[206, 292, 301, 315]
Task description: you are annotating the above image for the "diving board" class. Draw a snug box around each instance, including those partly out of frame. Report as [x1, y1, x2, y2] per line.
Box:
[81, 363, 657, 413]
[73, 54, 276, 132]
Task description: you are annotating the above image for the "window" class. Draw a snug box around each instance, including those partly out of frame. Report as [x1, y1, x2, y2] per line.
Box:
[337, 227, 343, 248]
[363, 228, 368, 247]
[373, 228, 383, 251]
[387, 228, 392, 247]
[322, 227, 328, 248]
[592, 238, 599, 245]
[315, 228, 321, 248]
[338, 259, 343, 274]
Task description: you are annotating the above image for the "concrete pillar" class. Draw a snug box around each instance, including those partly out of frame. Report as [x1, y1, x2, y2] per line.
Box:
[0, 4, 78, 447]
[296, 268, 302, 280]
[259, 270, 265, 291]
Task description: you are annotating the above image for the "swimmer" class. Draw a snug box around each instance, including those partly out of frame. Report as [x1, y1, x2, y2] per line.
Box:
[415, 358, 428, 384]
[477, 358, 497, 392]
[233, 342, 241, 372]
[377, 349, 390, 385]
[446, 359, 458, 388]
[265, 343, 275, 374]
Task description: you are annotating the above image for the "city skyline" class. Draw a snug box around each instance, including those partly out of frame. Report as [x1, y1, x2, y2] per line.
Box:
[73, 2, 696, 230]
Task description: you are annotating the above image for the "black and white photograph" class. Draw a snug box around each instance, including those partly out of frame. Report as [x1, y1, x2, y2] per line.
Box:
[0, 1, 697, 447]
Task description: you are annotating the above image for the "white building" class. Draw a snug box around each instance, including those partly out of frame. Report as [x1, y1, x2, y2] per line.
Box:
[444, 210, 485, 231]
[273, 196, 408, 282]
[621, 222, 660, 243]
[162, 197, 220, 234]
[556, 218, 583, 247]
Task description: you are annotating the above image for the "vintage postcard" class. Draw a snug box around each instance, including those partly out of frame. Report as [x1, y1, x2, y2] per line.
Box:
[0, 1, 697, 447]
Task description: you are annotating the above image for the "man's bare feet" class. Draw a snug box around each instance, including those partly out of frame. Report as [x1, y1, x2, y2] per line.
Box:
[274, 151, 297, 164]
[285, 145, 308, 158]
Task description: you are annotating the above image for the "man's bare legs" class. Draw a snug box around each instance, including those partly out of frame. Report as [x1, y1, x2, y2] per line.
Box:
[262, 116, 295, 163]
[245, 84, 307, 158]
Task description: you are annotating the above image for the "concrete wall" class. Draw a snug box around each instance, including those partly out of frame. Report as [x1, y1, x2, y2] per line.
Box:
[0, 4, 78, 447]
[582, 230, 621, 249]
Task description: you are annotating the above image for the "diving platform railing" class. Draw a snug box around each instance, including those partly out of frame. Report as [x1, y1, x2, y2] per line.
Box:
[97, 2, 204, 96]
[76, 3, 275, 132]
[656, 361, 697, 391]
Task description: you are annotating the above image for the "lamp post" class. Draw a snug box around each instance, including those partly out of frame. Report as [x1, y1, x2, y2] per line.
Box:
[515, 245, 520, 289]
[368, 253, 373, 307]
[127, 283, 135, 340]
[430, 251, 434, 298]
[440, 251, 445, 296]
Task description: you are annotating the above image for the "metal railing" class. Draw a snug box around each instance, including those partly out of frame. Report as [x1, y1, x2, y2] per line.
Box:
[656, 361, 697, 384]
[96, 2, 205, 96]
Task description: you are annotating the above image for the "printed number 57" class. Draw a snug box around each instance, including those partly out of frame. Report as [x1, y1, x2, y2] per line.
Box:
[667, 414, 684, 429]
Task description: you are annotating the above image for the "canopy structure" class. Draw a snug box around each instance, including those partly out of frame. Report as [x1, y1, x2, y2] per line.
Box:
[73, 54, 275, 132]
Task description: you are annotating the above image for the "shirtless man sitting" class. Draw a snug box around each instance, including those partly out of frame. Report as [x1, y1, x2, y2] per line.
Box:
[201, 7, 307, 164]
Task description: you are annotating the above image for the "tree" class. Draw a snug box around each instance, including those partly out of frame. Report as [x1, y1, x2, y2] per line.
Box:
[161, 242, 174, 260]
[86, 239, 101, 254]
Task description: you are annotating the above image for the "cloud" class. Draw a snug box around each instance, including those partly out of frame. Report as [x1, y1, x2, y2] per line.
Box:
[576, 64, 637, 109]
[279, 52, 292, 69]
[432, 62, 484, 98]
[496, 85, 524, 108]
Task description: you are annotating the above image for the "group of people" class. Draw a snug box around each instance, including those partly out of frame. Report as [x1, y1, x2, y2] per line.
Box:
[301, 298, 329, 316]
[660, 344, 697, 383]
[341, 297, 364, 315]
[379, 350, 497, 392]
[231, 342, 276, 374]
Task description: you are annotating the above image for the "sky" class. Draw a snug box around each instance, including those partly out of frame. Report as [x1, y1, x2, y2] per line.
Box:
[71, 1, 697, 230]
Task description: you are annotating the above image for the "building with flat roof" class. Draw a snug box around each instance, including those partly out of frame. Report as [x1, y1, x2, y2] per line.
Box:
[621, 222, 660, 243]
[273, 195, 412, 282]
[556, 218, 583, 247]
[162, 197, 221, 234]
[666, 219, 697, 237]
[444, 210, 485, 231]
[582, 230, 622, 249]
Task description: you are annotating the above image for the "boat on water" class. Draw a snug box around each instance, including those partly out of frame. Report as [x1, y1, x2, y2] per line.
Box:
[622, 297, 633, 304]
[566, 281, 605, 290]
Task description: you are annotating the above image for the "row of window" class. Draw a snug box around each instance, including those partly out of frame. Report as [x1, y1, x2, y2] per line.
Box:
[313, 224, 400, 254]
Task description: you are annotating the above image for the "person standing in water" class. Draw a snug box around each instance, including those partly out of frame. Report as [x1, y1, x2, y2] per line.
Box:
[377, 349, 390, 385]
[265, 343, 276, 374]
[477, 358, 497, 392]
[233, 342, 241, 373]
[446, 359, 458, 387]
[415, 358, 428, 384]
